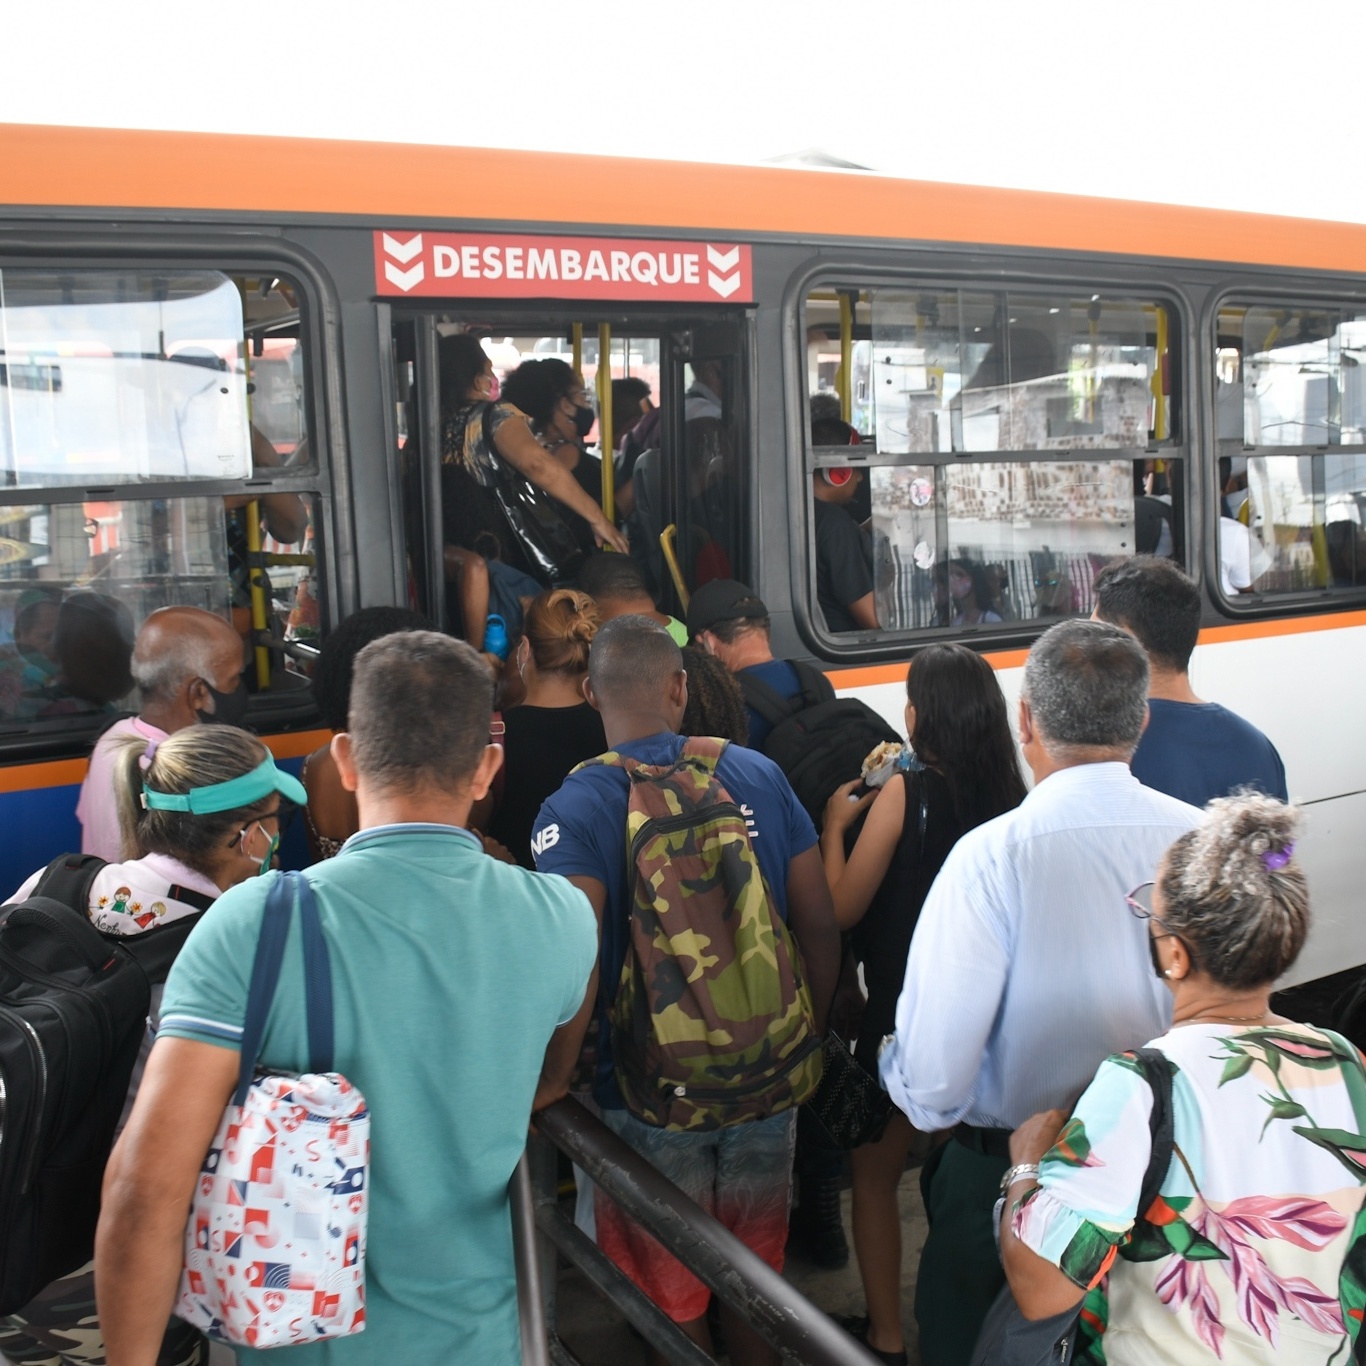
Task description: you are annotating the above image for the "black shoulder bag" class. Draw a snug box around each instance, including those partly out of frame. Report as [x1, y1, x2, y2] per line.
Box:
[480, 403, 588, 586]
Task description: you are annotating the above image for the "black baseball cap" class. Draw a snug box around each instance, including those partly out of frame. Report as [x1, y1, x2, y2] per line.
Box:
[686, 579, 769, 638]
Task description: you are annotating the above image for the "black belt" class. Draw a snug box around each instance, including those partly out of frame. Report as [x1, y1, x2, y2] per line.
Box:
[952, 1123, 1012, 1159]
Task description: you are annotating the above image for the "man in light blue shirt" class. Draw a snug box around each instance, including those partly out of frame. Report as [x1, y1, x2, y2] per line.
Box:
[880, 619, 1200, 1366]
[97, 631, 597, 1365]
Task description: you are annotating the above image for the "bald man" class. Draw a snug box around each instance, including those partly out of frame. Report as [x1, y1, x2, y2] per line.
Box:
[76, 606, 249, 859]
[531, 615, 838, 1366]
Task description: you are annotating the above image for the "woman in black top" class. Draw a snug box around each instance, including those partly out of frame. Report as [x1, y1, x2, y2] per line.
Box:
[486, 588, 606, 868]
[821, 644, 1027, 1366]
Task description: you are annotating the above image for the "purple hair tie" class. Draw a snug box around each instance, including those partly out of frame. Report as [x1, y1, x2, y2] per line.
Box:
[1262, 843, 1294, 871]
[137, 736, 161, 772]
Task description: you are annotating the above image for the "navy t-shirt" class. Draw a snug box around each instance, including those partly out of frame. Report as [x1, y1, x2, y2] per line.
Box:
[738, 659, 803, 751]
[1131, 699, 1287, 809]
[531, 732, 818, 1109]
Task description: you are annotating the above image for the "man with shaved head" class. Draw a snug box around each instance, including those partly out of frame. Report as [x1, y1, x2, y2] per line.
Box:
[532, 615, 839, 1366]
[76, 606, 248, 859]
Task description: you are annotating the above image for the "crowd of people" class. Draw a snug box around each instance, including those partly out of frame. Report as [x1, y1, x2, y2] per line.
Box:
[4, 545, 1357, 1366]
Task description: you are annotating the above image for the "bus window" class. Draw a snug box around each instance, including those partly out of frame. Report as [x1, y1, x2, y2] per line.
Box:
[1215, 302, 1366, 595]
[805, 286, 1182, 635]
[0, 269, 320, 739]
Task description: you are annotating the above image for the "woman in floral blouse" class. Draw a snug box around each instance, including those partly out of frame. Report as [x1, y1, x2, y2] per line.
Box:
[998, 792, 1366, 1364]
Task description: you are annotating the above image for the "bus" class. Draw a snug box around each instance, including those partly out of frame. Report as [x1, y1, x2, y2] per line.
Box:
[2, 122, 1364, 1002]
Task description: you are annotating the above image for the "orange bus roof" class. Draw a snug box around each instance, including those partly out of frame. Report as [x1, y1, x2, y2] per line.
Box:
[4, 121, 1366, 275]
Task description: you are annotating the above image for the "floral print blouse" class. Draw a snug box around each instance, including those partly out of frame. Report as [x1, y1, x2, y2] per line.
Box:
[1013, 1022, 1366, 1364]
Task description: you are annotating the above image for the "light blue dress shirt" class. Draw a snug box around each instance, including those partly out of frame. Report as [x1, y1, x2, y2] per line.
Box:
[879, 762, 1201, 1132]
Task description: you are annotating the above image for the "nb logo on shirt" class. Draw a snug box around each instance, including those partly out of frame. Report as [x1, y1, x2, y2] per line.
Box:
[531, 824, 560, 858]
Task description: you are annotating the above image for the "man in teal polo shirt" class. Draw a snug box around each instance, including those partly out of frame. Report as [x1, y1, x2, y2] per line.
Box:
[97, 630, 598, 1364]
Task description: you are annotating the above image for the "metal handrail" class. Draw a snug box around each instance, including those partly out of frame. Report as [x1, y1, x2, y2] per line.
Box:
[514, 1096, 879, 1366]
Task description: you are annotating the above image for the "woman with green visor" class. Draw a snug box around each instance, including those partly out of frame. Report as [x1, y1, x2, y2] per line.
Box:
[0, 725, 305, 1366]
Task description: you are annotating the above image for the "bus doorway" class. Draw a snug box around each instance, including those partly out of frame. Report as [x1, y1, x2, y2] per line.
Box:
[387, 311, 751, 634]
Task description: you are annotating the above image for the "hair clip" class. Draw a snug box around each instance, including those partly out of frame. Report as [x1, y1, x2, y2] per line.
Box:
[137, 736, 161, 772]
[1262, 843, 1294, 871]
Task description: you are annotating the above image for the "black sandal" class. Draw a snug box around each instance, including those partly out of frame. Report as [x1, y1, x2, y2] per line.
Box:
[832, 1313, 909, 1366]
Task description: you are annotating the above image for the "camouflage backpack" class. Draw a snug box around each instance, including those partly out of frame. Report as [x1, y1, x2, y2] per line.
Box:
[578, 737, 822, 1132]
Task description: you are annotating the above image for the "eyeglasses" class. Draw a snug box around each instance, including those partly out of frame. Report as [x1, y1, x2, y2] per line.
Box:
[227, 805, 283, 849]
[1126, 881, 1157, 919]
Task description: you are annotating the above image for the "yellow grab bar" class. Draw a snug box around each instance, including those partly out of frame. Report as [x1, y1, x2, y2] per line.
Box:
[597, 322, 614, 524]
[838, 293, 853, 424]
[660, 524, 689, 609]
[245, 500, 271, 690]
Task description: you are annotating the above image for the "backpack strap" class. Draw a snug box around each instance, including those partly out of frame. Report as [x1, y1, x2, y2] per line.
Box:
[678, 736, 728, 772]
[736, 659, 834, 731]
[33, 853, 106, 917]
[1129, 1047, 1177, 1219]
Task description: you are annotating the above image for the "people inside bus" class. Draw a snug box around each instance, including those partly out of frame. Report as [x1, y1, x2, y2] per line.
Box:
[98, 630, 597, 1366]
[684, 357, 724, 422]
[576, 551, 687, 645]
[879, 620, 1201, 1366]
[1031, 549, 1076, 617]
[439, 334, 628, 580]
[997, 795, 1358, 1366]
[605, 375, 652, 516]
[811, 417, 877, 632]
[686, 578, 830, 751]
[820, 645, 1027, 1366]
[931, 558, 1003, 628]
[1093, 556, 1287, 807]
[530, 616, 839, 1366]
[36, 591, 136, 720]
[76, 607, 248, 861]
[0, 726, 304, 1366]
[483, 589, 606, 869]
[300, 605, 432, 861]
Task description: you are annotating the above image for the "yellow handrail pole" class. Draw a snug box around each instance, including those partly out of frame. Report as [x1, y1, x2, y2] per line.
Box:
[241, 306, 270, 690]
[838, 293, 853, 424]
[245, 501, 271, 690]
[1153, 305, 1169, 442]
[597, 322, 615, 525]
[660, 525, 689, 609]
[571, 323, 583, 375]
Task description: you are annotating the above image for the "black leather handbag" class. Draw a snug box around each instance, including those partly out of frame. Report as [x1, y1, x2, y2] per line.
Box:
[800, 1030, 895, 1150]
[481, 405, 587, 585]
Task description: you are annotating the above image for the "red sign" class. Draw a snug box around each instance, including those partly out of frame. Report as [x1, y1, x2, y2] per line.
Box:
[373, 231, 751, 303]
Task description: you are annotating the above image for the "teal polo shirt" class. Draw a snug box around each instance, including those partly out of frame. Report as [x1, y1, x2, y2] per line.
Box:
[159, 823, 597, 1364]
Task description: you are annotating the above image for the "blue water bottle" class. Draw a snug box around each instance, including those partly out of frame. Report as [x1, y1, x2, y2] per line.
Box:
[483, 613, 509, 661]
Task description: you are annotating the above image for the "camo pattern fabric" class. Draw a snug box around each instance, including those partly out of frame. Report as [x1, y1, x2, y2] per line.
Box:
[578, 737, 821, 1131]
[0, 1263, 207, 1365]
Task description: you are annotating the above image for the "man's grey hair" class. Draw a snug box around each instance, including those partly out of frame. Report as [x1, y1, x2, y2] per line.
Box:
[1022, 619, 1149, 756]
[131, 628, 220, 701]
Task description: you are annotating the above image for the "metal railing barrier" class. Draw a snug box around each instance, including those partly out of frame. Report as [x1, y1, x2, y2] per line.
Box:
[512, 1095, 880, 1365]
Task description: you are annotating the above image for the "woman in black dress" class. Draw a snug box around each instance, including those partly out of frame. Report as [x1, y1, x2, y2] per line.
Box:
[821, 644, 1027, 1365]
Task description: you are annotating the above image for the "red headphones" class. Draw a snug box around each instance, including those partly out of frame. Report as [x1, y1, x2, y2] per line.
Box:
[820, 428, 861, 486]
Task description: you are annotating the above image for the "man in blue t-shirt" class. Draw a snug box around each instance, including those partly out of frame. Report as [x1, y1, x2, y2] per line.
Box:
[532, 615, 838, 1364]
[1094, 556, 1287, 807]
[685, 578, 835, 750]
[97, 631, 597, 1365]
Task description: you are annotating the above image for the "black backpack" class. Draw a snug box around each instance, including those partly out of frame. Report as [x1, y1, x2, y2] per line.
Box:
[738, 660, 901, 828]
[0, 854, 212, 1313]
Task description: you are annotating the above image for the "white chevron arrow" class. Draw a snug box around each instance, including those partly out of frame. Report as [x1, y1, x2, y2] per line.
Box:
[384, 260, 426, 292]
[706, 244, 740, 271]
[708, 271, 741, 299]
[382, 233, 424, 263]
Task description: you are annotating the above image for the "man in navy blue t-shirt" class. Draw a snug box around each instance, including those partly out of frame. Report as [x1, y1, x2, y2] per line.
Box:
[1094, 556, 1287, 807]
[532, 615, 838, 1363]
[685, 578, 834, 750]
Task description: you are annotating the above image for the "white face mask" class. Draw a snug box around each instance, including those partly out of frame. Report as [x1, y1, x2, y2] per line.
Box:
[242, 820, 280, 876]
